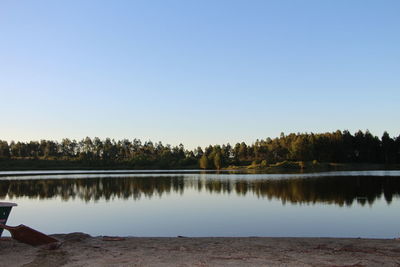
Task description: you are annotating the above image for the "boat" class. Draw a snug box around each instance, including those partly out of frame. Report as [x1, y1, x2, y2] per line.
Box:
[0, 202, 17, 237]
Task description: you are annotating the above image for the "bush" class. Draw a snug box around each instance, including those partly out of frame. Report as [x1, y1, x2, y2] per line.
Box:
[261, 160, 268, 168]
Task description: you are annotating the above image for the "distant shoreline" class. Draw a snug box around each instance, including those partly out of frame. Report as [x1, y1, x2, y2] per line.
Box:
[1, 159, 399, 173]
[1, 166, 400, 178]
[225, 161, 400, 173]
[1, 130, 399, 172]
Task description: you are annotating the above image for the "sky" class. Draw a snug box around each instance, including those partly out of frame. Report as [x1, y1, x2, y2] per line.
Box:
[0, 0, 399, 148]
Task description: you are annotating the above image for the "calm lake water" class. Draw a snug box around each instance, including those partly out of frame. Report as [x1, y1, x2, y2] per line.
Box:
[1, 170, 399, 238]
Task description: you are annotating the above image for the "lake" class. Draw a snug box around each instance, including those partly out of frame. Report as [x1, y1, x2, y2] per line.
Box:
[1, 170, 399, 238]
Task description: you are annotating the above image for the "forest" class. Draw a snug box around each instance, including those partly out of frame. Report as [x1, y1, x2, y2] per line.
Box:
[0, 130, 399, 170]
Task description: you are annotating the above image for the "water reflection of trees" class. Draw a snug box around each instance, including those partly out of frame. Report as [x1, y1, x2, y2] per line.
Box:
[1, 176, 399, 206]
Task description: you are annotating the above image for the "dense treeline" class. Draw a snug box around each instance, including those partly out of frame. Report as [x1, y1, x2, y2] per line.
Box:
[0, 130, 399, 169]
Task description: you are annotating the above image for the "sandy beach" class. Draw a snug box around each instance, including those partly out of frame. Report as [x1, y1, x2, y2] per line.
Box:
[1, 233, 399, 267]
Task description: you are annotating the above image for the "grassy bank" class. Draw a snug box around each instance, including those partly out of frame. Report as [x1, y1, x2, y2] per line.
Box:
[225, 161, 400, 173]
[0, 158, 399, 173]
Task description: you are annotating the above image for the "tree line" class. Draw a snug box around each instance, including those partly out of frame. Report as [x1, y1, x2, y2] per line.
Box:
[0, 130, 399, 169]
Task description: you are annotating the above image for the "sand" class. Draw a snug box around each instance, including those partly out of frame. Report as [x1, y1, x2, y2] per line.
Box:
[1, 233, 400, 267]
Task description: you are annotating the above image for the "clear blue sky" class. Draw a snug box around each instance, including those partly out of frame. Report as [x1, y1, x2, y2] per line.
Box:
[1, 0, 399, 148]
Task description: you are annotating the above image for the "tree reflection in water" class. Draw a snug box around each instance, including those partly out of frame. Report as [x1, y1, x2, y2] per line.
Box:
[1, 175, 399, 206]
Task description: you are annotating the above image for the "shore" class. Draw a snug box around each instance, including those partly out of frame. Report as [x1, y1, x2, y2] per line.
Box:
[1, 158, 400, 173]
[1, 233, 399, 267]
